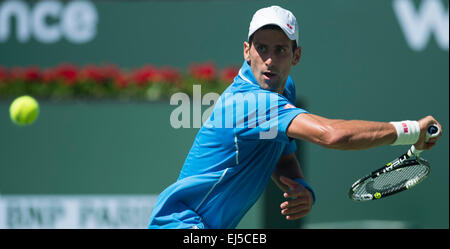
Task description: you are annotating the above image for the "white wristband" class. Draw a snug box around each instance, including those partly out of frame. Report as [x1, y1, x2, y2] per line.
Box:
[390, 120, 421, 146]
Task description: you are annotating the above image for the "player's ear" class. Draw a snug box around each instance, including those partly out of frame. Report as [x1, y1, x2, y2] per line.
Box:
[292, 46, 301, 66]
[243, 41, 251, 63]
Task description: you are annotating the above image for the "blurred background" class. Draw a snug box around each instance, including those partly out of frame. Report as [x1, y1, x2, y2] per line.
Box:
[0, 0, 448, 228]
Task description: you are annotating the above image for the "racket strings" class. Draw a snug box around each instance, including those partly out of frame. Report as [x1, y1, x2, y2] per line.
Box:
[353, 163, 429, 197]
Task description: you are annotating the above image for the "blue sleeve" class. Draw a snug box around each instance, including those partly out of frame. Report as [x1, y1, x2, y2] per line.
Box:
[234, 90, 309, 143]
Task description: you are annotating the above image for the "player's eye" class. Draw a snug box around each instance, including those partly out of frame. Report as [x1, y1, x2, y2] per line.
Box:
[256, 45, 267, 53]
[277, 46, 287, 54]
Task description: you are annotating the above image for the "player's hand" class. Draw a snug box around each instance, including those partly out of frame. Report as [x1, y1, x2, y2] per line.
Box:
[279, 176, 313, 220]
[415, 116, 443, 151]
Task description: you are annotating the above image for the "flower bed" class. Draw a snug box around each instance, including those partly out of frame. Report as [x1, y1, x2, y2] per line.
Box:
[0, 62, 239, 101]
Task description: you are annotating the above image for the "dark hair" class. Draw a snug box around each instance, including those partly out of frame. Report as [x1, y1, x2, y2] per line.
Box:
[248, 24, 298, 52]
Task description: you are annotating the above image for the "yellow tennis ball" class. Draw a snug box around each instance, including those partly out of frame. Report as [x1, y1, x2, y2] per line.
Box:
[9, 95, 40, 126]
[374, 192, 382, 199]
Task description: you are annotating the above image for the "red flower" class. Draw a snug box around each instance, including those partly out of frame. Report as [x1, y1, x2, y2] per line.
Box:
[42, 68, 57, 83]
[102, 64, 121, 81]
[220, 66, 239, 83]
[189, 62, 217, 82]
[54, 64, 78, 85]
[131, 65, 159, 86]
[80, 64, 106, 83]
[0, 66, 8, 83]
[9, 67, 24, 81]
[23, 66, 42, 82]
[157, 66, 181, 84]
[114, 72, 129, 88]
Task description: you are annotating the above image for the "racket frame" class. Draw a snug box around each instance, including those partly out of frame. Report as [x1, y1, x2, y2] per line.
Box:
[349, 153, 430, 201]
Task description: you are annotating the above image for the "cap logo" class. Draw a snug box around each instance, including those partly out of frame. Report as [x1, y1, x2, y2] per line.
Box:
[286, 23, 293, 30]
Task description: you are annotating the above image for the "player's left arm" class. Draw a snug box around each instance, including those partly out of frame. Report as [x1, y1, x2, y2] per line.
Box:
[272, 153, 314, 220]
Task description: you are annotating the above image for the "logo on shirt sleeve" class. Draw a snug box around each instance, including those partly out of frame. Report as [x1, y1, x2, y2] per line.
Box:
[283, 103, 296, 109]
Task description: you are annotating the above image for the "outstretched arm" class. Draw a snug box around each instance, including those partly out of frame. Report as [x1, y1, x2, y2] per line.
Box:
[286, 114, 442, 151]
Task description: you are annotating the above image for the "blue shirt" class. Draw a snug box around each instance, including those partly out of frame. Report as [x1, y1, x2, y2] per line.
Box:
[148, 61, 309, 229]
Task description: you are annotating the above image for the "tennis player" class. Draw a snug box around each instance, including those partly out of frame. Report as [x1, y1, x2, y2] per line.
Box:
[148, 5, 442, 229]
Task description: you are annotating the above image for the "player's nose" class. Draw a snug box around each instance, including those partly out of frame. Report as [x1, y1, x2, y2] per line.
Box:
[264, 56, 273, 66]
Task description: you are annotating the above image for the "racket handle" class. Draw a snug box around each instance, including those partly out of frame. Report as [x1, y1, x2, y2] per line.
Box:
[409, 124, 440, 156]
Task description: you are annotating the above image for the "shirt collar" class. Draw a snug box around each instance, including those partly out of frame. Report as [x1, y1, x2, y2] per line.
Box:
[237, 61, 258, 86]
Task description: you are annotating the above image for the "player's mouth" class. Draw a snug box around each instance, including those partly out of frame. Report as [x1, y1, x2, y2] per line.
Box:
[262, 71, 277, 80]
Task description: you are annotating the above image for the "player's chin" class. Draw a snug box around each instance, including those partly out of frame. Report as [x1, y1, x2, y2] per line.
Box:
[260, 79, 282, 92]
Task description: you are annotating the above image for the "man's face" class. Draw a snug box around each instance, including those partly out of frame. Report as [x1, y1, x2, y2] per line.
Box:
[244, 28, 301, 93]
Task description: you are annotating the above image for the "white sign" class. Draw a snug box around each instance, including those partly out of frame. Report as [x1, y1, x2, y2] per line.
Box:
[394, 0, 449, 51]
[0, 0, 98, 44]
[0, 195, 158, 229]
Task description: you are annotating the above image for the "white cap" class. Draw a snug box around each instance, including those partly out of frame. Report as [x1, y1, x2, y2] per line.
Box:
[248, 6, 299, 46]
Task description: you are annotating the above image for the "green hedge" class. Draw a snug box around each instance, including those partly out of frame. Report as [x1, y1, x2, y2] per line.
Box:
[0, 63, 238, 101]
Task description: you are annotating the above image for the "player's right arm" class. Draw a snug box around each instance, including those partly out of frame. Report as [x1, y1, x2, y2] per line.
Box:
[286, 114, 442, 151]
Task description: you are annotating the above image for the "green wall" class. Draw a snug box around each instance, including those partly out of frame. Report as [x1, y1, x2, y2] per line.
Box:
[1, 0, 448, 228]
[0, 101, 194, 194]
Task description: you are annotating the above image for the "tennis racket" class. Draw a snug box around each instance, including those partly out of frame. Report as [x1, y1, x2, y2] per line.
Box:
[349, 124, 440, 201]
